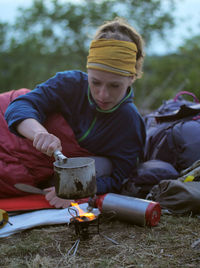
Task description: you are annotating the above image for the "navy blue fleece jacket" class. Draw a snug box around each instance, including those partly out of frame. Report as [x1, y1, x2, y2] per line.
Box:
[5, 70, 146, 194]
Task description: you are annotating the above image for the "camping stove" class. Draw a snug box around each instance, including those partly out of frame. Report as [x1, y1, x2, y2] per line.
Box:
[67, 205, 118, 256]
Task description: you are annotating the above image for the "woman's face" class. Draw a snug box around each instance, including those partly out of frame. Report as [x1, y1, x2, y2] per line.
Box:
[88, 69, 134, 110]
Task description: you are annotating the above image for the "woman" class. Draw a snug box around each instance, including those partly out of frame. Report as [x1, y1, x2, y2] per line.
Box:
[4, 17, 146, 207]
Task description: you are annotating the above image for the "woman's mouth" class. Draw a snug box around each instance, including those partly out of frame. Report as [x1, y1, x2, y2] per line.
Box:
[96, 100, 111, 109]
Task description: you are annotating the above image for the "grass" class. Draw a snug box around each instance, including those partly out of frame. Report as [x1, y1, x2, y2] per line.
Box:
[1, 213, 200, 268]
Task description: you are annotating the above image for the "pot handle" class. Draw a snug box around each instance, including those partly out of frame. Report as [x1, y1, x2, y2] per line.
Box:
[54, 150, 68, 164]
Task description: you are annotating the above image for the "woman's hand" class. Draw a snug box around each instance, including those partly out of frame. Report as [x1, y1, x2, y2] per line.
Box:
[44, 186, 73, 208]
[33, 132, 62, 156]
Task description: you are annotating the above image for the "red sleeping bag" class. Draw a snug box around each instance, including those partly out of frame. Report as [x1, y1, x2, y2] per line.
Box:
[0, 88, 93, 198]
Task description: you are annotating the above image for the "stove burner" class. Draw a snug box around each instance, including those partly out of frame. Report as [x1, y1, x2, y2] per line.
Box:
[70, 215, 100, 240]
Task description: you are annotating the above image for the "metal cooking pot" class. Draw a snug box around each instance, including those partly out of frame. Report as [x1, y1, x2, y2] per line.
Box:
[53, 150, 97, 199]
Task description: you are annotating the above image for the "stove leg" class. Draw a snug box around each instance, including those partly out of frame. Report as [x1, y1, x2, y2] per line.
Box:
[66, 239, 80, 257]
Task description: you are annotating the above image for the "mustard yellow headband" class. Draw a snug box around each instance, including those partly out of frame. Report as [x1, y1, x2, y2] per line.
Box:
[87, 38, 137, 77]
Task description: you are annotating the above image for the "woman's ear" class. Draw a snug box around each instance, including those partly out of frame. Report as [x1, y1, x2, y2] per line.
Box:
[129, 75, 136, 86]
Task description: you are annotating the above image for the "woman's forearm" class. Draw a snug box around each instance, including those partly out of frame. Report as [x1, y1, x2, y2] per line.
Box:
[17, 118, 48, 140]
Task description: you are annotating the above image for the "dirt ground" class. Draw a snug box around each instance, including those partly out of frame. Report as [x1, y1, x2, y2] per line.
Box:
[1, 211, 200, 268]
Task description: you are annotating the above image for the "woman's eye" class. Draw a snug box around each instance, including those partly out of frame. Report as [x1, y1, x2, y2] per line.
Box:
[92, 81, 100, 86]
[111, 84, 119, 88]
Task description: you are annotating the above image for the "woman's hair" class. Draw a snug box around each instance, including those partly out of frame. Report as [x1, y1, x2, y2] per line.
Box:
[94, 17, 145, 79]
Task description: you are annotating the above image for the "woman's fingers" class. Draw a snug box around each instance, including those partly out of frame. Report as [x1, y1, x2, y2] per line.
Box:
[33, 132, 62, 156]
[44, 186, 73, 208]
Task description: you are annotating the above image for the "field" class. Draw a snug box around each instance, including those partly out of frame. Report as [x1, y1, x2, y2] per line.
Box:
[1, 212, 200, 268]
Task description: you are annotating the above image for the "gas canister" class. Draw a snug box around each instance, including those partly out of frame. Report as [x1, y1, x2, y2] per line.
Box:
[94, 193, 161, 227]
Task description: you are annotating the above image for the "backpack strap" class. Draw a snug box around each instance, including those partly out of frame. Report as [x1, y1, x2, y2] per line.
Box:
[174, 91, 199, 103]
[145, 122, 174, 160]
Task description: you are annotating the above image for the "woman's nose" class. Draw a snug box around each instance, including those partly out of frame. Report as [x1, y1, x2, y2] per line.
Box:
[98, 86, 109, 99]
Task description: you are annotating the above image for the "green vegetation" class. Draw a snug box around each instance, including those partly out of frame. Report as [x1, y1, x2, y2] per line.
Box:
[137, 36, 200, 110]
[0, 0, 199, 109]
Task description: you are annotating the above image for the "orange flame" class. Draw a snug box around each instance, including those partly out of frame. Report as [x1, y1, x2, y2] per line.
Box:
[70, 202, 96, 221]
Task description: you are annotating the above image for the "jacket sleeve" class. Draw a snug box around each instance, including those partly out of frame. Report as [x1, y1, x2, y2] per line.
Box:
[4, 71, 85, 135]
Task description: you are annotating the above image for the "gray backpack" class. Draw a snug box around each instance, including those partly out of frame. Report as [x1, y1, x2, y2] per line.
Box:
[147, 180, 200, 215]
[145, 91, 200, 172]
[147, 159, 200, 214]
